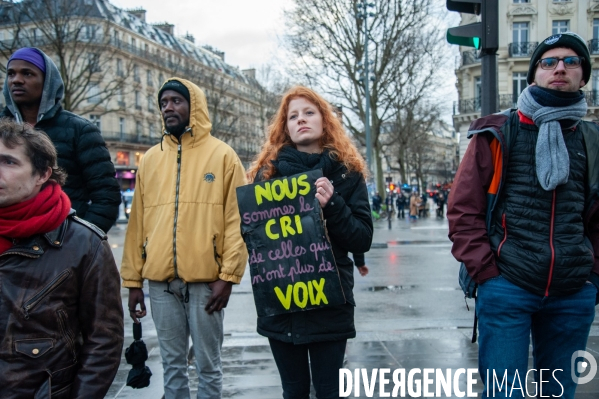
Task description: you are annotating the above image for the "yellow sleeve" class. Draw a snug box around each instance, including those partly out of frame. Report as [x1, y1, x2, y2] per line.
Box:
[218, 152, 248, 284]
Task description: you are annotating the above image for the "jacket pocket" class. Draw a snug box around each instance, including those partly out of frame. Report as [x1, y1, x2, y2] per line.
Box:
[57, 309, 77, 362]
[497, 213, 508, 258]
[33, 372, 50, 399]
[50, 363, 77, 398]
[15, 338, 54, 358]
[50, 383, 73, 399]
[23, 269, 71, 319]
[459, 262, 478, 299]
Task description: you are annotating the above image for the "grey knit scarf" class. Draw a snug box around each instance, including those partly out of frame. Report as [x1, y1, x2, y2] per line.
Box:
[517, 86, 587, 191]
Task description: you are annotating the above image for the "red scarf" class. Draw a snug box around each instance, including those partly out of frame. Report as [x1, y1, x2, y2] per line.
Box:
[0, 181, 71, 254]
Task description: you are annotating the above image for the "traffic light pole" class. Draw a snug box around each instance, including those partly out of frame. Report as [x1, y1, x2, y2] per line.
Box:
[480, 0, 498, 116]
[480, 53, 498, 116]
[446, 0, 499, 116]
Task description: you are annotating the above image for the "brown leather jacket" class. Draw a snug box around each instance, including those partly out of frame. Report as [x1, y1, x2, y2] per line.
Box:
[0, 212, 124, 398]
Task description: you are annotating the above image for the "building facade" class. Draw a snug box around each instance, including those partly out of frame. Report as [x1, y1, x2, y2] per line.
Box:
[0, 0, 275, 189]
[452, 0, 599, 161]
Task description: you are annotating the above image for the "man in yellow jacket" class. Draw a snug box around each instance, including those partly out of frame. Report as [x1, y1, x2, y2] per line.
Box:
[121, 78, 248, 399]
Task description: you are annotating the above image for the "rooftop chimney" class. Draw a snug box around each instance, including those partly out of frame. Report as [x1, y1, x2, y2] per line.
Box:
[126, 8, 146, 22]
[184, 32, 195, 43]
[153, 23, 174, 36]
[203, 45, 225, 61]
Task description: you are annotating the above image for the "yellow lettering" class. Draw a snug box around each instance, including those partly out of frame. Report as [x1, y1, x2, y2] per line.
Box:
[293, 282, 309, 308]
[265, 219, 279, 240]
[312, 278, 328, 305]
[285, 178, 298, 200]
[294, 215, 303, 234]
[255, 183, 272, 205]
[298, 174, 310, 195]
[280, 216, 295, 238]
[271, 180, 285, 201]
[274, 285, 293, 310]
[308, 281, 316, 304]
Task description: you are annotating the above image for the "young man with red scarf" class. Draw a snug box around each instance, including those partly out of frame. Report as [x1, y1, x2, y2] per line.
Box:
[0, 119, 124, 398]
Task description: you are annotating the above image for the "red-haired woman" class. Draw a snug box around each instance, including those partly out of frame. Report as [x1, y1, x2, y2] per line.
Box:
[247, 86, 373, 398]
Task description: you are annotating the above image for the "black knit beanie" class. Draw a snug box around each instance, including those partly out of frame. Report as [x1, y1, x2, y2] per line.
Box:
[158, 80, 190, 104]
[527, 32, 591, 85]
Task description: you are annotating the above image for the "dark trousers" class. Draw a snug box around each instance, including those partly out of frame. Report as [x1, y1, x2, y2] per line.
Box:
[269, 338, 347, 399]
[396, 205, 405, 218]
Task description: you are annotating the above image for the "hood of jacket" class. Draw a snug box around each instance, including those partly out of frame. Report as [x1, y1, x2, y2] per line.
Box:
[3, 48, 64, 123]
[158, 78, 212, 149]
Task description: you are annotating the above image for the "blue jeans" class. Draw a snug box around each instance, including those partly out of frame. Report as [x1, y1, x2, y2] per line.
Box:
[149, 280, 224, 399]
[476, 275, 596, 399]
[268, 338, 347, 399]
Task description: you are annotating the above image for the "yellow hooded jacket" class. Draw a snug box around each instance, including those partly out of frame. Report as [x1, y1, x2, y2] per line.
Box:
[121, 78, 247, 288]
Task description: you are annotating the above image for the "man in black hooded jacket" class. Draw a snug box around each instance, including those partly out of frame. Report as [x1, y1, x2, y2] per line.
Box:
[2, 47, 120, 232]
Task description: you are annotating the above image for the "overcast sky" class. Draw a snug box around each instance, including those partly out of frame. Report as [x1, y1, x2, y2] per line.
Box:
[110, 0, 293, 70]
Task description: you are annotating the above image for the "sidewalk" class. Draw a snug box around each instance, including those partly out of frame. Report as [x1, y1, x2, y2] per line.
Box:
[106, 215, 599, 398]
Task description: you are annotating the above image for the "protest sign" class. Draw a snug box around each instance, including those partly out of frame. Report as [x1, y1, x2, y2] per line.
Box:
[236, 169, 345, 317]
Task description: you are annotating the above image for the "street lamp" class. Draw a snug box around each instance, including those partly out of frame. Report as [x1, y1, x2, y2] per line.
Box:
[357, 1, 375, 178]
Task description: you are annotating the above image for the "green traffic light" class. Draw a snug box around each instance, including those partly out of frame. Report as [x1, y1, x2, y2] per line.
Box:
[447, 30, 480, 49]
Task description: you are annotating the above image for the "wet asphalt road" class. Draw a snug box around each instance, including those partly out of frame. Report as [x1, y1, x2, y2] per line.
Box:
[104, 206, 599, 398]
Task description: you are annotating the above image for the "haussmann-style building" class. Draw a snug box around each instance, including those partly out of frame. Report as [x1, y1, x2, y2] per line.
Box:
[0, 0, 276, 190]
[451, 0, 599, 161]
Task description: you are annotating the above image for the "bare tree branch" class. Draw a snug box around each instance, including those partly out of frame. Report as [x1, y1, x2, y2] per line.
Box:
[283, 0, 452, 196]
[0, 0, 134, 114]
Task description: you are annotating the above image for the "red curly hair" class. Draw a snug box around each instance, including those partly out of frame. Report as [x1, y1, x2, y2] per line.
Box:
[247, 86, 367, 182]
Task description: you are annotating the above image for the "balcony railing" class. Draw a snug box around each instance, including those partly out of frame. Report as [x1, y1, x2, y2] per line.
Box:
[499, 94, 518, 109]
[508, 42, 537, 57]
[454, 92, 599, 115]
[588, 39, 599, 55]
[453, 94, 519, 115]
[584, 91, 599, 107]
[102, 131, 161, 146]
[462, 50, 480, 66]
[453, 97, 480, 115]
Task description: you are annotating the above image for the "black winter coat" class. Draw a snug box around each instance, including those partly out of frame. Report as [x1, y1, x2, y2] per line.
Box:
[257, 162, 373, 344]
[2, 106, 121, 233]
[0, 212, 124, 398]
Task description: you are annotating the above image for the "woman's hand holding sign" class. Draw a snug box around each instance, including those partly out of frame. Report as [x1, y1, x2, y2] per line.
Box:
[315, 177, 334, 208]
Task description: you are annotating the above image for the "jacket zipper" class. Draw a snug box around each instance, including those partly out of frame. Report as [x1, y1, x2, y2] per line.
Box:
[544, 190, 557, 296]
[23, 269, 71, 319]
[497, 214, 507, 257]
[0, 251, 39, 259]
[173, 143, 182, 278]
[57, 309, 77, 361]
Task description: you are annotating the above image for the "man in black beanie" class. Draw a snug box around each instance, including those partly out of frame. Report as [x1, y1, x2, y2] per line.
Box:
[122, 78, 247, 398]
[448, 31, 599, 398]
[157, 80, 191, 139]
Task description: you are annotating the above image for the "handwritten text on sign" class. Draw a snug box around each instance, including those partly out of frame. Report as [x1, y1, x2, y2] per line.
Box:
[236, 170, 345, 317]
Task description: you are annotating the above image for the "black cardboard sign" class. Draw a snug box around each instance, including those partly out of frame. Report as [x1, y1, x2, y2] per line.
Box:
[236, 170, 345, 317]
